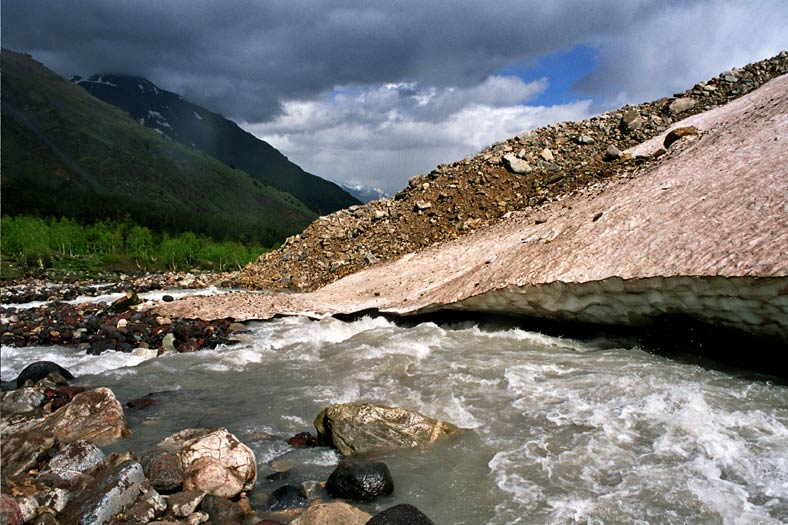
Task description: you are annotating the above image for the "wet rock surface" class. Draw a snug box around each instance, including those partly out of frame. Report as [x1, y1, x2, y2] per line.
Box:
[314, 402, 460, 455]
[232, 52, 788, 292]
[58, 454, 145, 525]
[326, 460, 394, 501]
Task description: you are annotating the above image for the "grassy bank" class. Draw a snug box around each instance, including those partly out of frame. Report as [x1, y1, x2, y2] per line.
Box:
[1, 215, 273, 279]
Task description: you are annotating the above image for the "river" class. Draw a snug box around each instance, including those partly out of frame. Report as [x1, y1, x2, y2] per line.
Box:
[2, 307, 787, 524]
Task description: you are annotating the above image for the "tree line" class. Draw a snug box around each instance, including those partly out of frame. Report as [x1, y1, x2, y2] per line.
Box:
[1, 215, 274, 274]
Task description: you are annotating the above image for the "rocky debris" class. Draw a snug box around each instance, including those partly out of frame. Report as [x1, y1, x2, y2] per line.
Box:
[366, 503, 436, 525]
[0, 301, 235, 354]
[326, 459, 394, 501]
[228, 52, 788, 292]
[314, 402, 460, 455]
[156, 428, 256, 498]
[58, 453, 145, 525]
[289, 502, 372, 525]
[0, 272, 222, 305]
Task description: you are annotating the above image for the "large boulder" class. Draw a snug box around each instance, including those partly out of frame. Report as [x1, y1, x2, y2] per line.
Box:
[289, 502, 371, 525]
[157, 428, 256, 498]
[58, 453, 145, 525]
[40, 387, 129, 446]
[326, 459, 394, 501]
[314, 403, 459, 455]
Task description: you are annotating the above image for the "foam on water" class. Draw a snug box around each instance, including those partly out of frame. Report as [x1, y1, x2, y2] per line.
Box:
[2, 314, 786, 524]
[1, 345, 150, 380]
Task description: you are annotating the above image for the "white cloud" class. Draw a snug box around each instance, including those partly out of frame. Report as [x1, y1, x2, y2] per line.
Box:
[245, 76, 591, 192]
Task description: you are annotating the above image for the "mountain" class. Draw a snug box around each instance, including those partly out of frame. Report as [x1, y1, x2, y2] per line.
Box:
[340, 183, 389, 203]
[74, 74, 360, 215]
[1, 49, 316, 245]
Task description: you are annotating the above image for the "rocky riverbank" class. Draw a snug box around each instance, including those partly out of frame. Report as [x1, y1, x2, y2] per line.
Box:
[1, 366, 447, 524]
[1, 273, 225, 306]
[232, 52, 788, 292]
[0, 299, 237, 358]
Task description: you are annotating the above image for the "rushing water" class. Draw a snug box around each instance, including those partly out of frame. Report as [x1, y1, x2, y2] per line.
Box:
[2, 312, 788, 524]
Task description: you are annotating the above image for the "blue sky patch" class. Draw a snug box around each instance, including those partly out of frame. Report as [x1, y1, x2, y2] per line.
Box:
[499, 44, 599, 107]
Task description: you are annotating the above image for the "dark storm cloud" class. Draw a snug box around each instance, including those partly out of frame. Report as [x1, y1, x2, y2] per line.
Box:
[0, 0, 696, 121]
[3, 1, 786, 190]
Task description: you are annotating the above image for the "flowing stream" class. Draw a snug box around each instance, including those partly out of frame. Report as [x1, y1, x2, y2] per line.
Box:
[2, 310, 788, 524]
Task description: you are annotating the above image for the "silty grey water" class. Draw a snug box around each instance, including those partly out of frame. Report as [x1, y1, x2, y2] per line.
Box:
[2, 314, 787, 524]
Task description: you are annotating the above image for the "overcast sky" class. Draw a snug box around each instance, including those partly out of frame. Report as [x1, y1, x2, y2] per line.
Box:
[3, 1, 786, 193]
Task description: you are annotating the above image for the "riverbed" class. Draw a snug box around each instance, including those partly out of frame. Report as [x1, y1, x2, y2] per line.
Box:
[2, 313, 787, 524]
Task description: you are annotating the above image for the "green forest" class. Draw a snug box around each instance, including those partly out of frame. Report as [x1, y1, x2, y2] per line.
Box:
[1, 215, 273, 278]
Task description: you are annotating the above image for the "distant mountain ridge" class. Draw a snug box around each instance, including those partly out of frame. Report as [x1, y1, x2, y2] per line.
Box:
[74, 74, 360, 214]
[340, 183, 389, 203]
[1, 49, 316, 244]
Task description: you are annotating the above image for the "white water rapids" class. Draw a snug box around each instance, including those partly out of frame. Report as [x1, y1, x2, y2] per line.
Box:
[2, 313, 787, 524]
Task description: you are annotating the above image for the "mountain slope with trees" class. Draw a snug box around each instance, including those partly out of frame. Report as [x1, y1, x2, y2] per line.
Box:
[75, 74, 360, 214]
[1, 49, 317, 245]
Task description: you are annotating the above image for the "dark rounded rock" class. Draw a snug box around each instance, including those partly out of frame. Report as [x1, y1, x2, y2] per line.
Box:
[267, 484, 308, 511]
[162, 295, 175, 302]
[200, 494, 245, 524]
[326, 460, 394, 502]
[141, 450, 183, 493]
[366, 504, 435, 525]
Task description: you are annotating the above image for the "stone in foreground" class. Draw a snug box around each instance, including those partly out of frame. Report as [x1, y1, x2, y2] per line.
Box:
[289, 501, 371, 525]
[59, 453, 145, 525]
[314, 402, 459, 455]
[157, 428, 256, 498]
[326, 459, 394, 501]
